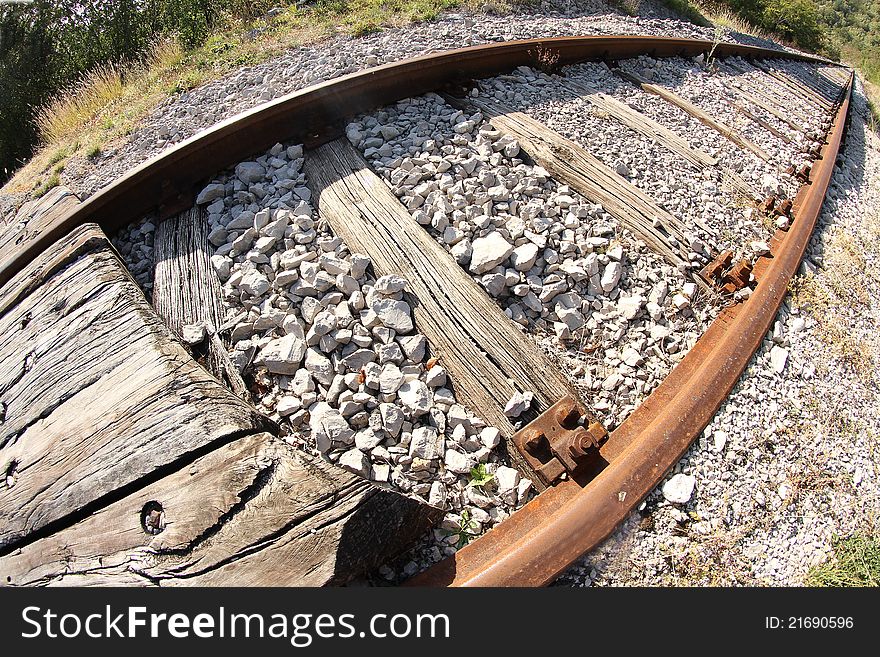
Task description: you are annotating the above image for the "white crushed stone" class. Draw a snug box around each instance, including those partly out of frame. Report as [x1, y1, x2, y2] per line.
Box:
[351, 91, 718, 428]
[184, 139, 538, 578]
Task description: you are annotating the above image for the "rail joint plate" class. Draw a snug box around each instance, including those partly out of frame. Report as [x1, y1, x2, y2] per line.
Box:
[512, 396, 608, 486]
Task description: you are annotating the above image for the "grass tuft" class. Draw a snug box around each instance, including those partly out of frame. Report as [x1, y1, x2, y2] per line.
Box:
[806, 533, 880, 586]
[36, 64, 125, 146]
[86, 144, 103, 162]
[33, 171, 61, 198]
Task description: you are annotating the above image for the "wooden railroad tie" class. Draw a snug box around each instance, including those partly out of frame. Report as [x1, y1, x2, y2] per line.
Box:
[0, 202, 438, 585]
[153, 205, 250, 399]
[304, 139, 601, 489]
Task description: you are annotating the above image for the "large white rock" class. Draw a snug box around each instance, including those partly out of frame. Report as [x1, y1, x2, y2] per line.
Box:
[261, 334, 307, 374]
[380, 403, 405, 437]
[504, 391, 533, 418]
[428, 481, 447, 507]
[495, 465, 521, 504]
[469, 232, 514, 274]
[770, 345, 789, 373]
[341, 348, 376, 372]
[410, 425, 444, 460]
[760, 173, 781, 196]
[398, 380, 432, 415]
[495, 465, 520, 494]
[510, 243, 540, 272]
[378, 363, 405, 393]
[600, 262, 623, 292]
[338, 448, 370, 477]
[662, 473, 696, 504]
[304, 347, 334, 385]
[374, 274, 408, 294]
[372, 299, 414, 333]
[276, 396, 301, 417]
[310, 402, 354, 453]
[239, 270, 270, 297]
[445, 449, 474, 474]
[621, 346, 643, 367]
[480, 427, 502, 449]
[618, 294, 643, 320]
[398, 335, 426, 363]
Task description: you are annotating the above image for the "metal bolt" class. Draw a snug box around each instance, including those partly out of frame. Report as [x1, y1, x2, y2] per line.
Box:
[523, 430, 544, 452]
[567, 430, 593, 460]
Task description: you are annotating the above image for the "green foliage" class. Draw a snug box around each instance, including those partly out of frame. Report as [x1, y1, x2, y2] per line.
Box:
[687, 1, 879, 85]
[444, 509, 481, 549]
[762, 0, 822, 50]
[0, 0, 278, 184]
[701, 0, 824, 50]
[813, 0, 880, 84]
[805, 534, 880, 586]
[46, 146, 69, 168]
[86, 144, 102, 162]
[0, 4, 54, 182]
[33, 170, 60, 198]
[467, 463, 495, 489]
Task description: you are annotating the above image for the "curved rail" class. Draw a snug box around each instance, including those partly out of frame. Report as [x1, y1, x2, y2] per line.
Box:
[410, 72, 854, 586]
[0, 36, 833, 289]
[0, 33, 852, 587]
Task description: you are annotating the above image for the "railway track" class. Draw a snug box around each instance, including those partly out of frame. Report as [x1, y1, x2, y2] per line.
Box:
[0, 35, 853, 587]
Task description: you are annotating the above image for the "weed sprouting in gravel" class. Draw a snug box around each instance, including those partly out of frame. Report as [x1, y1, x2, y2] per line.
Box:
[806, 533, 880, 586]
[529, 44, 560, 75]
[444, 509, 481, 549]
[467, 463, 495, 490]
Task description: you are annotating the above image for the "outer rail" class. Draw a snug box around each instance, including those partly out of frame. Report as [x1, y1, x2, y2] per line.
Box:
[0, 36, 833, 288]
[410, 72, 854, 587]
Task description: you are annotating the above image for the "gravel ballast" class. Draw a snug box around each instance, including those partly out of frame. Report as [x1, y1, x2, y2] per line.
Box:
[350, 92, 717, 430]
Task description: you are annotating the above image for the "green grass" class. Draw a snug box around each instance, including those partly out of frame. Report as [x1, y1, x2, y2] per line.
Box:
[806, 534, 880, 586]
[33, 171, 61, 198]
[46, 146, 70, 168]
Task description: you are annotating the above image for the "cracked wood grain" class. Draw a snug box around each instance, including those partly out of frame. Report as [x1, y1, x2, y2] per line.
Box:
[153, 205, 249, 398]
[1, 432, 441, 586]
[0, 224, 268, 552]
[0, 187, 80, 276]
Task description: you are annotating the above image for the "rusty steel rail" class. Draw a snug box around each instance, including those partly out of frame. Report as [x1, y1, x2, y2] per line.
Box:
[0, 36, 834, 289]
[410, 72, 854, 587]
